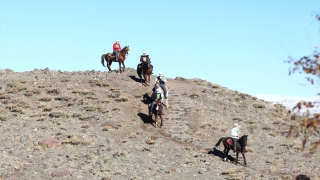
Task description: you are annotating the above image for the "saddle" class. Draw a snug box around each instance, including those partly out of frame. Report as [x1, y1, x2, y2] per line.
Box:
[109, 52, 119, 61]
[227, 138, 233, 146]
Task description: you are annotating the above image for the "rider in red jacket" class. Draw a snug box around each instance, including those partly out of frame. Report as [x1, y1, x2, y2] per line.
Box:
[113, 40, 121, 61]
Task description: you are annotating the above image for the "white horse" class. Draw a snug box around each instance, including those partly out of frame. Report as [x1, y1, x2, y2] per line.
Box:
[153, 82, 169, 109]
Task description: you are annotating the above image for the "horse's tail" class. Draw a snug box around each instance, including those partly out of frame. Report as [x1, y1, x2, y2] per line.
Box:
[101, 54, 106, 67]
[137, 64, 142, 75]
[215, 137, 225, 147]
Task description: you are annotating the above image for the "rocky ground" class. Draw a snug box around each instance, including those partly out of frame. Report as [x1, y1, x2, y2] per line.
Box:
[0, 68, 319, 180]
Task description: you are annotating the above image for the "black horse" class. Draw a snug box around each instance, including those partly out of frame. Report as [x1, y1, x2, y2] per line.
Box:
[137, 59, 153, 85]
[214, 135, 248, 165]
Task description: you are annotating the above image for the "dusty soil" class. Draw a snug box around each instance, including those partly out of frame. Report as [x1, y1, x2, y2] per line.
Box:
[0, 68, 319, 180]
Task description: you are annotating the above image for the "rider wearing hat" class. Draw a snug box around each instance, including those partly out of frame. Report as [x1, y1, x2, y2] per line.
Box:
[231, 123, 240, 152]
[155, 72, 167, 99]
[149, 89, 162, 116]
[139, 52, 150, 72]
[113, 40, 121, 61]
[140, 52, 150, 63]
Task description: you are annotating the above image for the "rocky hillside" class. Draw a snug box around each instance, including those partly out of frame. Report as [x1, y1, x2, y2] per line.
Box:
[0, 68, 319, 180]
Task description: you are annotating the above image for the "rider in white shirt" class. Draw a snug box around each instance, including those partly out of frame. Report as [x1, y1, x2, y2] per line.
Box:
[155, 72, 167, 99]
[231, 123, 240, 152]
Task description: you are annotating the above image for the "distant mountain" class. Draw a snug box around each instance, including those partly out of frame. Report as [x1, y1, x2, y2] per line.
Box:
[255, 94, 320, 116]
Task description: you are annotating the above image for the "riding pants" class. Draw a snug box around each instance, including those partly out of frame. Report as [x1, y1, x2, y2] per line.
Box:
[113, 50, 120, 61]
[160, 84, 167, 99]
[149, 101, 156, 114]
[232, 138, 238, 151]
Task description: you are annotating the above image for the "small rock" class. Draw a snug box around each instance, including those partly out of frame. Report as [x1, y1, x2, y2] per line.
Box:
[101, 178, 111, 180]
[20, 135, 28, 143]
[51, 168, 70, 177]
[38, 137, 60, 148]
[100, 120, 121, 129]
[198, 168, 207, 174]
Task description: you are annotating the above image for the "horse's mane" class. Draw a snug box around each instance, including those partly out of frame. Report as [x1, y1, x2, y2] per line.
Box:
[239, 135, 248, 148]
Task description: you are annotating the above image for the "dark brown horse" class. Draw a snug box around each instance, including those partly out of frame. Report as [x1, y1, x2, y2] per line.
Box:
[149, 99, 163, 128]
[137, 58, 153, 85]
[214, 135, 248, 165]
[101, 46, 130, 73]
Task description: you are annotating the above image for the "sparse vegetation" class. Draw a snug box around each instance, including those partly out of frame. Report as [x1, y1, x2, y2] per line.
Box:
[0, 68, 318, 179]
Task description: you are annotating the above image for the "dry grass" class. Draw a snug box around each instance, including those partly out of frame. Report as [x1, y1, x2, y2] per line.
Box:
[6, 106, 26, 114]
[54, 95, 72, 101]
[81, 105, 101, 112]
[232, 117, 244, 121]
[134, 94, 142, 98]
[115, 97, 128, 102]
[245, 119, 257, 124]
[89, 80, 110, 87]
[189, 92, 201, 99]
[200, 123, 218, 130]
[266, 159, 279, 165]
[29, 112, 48, 117]
[269, 132, 278, 137]
[38, 96, 52, 102]
[109, 92, 121, 98]
[59, 134, 91, 145]
[24, 88, 42, 96]
[72, 89, 95, 95]
[49, 111, 66, 118]
[253, 104, 265, 108]
[0, 115, 8, 121]
[46, 88, 60, 95]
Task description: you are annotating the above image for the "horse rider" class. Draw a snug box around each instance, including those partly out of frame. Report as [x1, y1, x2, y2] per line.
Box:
[140, 52, 150, 63]
[113, 40, 121, 61]
[231, 123, 240, 152]
[155, 72, 167, 99]
[152, 82, 160, 93]
[149, 88, 162, 116]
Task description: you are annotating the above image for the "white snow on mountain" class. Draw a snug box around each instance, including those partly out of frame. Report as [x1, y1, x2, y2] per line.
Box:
[255, 94, 320, 116]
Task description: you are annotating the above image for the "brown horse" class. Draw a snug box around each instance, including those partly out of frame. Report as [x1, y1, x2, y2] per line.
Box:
[137, 58, 153, 85]
[214, 135, 248, 165]
[149, 99, 163, 128]
[101, 46, 130, 73]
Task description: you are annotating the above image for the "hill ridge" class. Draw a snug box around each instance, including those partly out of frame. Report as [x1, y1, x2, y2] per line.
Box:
[0, 67, 319, 179]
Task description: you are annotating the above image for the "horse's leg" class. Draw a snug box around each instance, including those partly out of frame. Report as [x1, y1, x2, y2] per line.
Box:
[236, 151, 239, 165]
[223, 145, 228, 161]
[143, 74, 147, 85]
[241, 151, 246, 165]
[165, 99, 169, 109]
[122, 61, 125, 72]
[158, 113, 163, 128]
[119, 62, 122, 73]
[226, 147, 230, 162]
[154, 114, 158, 128]
[146, 74, 149, 85]
[107, 59, 112, 72]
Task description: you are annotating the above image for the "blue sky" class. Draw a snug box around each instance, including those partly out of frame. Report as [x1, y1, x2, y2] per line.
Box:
[0, 0, 319, 97]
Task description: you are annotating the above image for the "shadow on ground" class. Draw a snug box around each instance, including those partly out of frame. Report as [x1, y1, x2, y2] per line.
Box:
[137, 112, 156, 128]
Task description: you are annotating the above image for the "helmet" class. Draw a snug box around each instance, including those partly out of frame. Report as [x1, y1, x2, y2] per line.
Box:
[235, 123, 239, 126]
[156, 89, 161, 93]
[159, 72, 163, 75]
